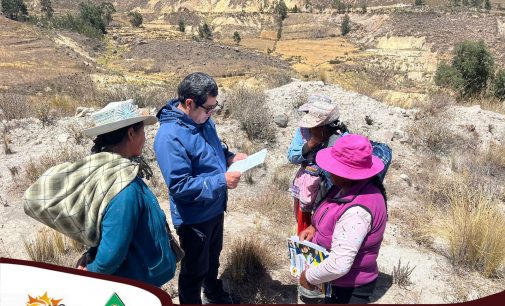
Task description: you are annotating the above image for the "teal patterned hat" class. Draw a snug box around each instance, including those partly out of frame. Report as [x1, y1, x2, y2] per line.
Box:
[83, 99, 157, 137]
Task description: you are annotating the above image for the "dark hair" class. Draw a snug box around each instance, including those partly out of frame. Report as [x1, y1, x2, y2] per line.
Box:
[177, 72, 218, 106]
[371, 175, 387, 207]
[91, 122, 143, 154]
[327, 120, 349, 135]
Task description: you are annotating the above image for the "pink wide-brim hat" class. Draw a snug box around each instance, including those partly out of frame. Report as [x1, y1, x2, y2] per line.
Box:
[316, 134, 384, 180]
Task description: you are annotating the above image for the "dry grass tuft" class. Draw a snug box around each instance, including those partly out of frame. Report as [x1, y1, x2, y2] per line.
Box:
[392, 259, 416, 288]
[263, 69, 293, 89]
[23, 228, 85, 266]
[25, 145, 87, 185]
[416, 91, 455, 116]
[428, 174, 505, 277]
[464, 96, 505, 115]
[227, 238, 273, 283]
[98, 84, 171, 109]
[48, 95, 79, 116]
[271, 164, 297, 191]
[319, 69, 329, 84]
[227, 85, 276, 143]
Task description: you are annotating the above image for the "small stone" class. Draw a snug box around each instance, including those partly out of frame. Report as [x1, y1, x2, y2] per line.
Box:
[57, 133, 69, 143]
[274, 114, 289, 128]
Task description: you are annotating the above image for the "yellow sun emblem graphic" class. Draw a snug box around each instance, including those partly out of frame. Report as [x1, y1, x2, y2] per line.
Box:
[26, 291, 63, 306]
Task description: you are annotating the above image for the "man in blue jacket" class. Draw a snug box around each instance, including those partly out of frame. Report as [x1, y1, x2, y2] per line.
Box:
[154, 72, 245, 304]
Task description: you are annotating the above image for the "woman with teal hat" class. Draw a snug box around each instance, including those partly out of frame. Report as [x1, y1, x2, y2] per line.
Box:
[24, 99, 177, 287]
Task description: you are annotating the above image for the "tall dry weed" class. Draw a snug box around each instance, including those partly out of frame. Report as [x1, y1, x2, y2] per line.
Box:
[428, 174, 505, 277]
[392, 259, 416, 288]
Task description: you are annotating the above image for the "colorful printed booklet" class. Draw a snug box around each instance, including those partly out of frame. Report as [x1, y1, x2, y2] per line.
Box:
[287, 236, 332, 298]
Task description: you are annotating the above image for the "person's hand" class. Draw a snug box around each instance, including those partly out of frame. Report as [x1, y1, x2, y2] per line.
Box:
[298, 225, 316, 242]
[77, 266, 88, 271]
[228, 153, 248, 166]
[299, 269, 316, 290]
[225, 171, 241, 189]
[309, 126, 332, 146]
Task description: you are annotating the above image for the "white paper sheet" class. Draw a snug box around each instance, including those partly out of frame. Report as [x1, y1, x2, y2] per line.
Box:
[227, 149, 267, 173]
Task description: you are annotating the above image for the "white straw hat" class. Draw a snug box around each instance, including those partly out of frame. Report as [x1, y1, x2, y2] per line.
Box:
[297, 94, 340, 128]
[83, 99, 157, 137]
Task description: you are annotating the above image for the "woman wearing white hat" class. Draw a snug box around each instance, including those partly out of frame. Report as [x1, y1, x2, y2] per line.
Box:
[24, 99, 177, 287]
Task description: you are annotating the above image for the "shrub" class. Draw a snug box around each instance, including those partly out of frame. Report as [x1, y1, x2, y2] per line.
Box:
[485, 0, 491, 10]
[341, 14, 350, 36]
[0, 93, 32, 120]
[227, 85, 276, 143]
[434, 61, 464, 91]
[198, 22, 212, 40]
[415, 0, 425, 5]
[493, 70, 505, 101]
[1, 0, 28, 21]
[178, 19, 185, 32]
[128, 11, 142, 27]
[451, 40, 494, 97]
[471, 0, 482, 7]
[407, 112, 473, 156]
[233, 31, 241, 45]
[275, 0, 288, 20]
[77, 1, 115, 35]
[40, 0, 53, 18]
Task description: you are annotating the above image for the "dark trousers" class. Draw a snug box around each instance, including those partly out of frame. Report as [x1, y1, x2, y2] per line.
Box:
[176, 214, 224, 304]
[325, 279, 377, 304]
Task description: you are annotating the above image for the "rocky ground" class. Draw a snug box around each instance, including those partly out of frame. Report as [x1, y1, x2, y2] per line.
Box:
[2, 80, 504, 303]
[2, 1, 505, 303]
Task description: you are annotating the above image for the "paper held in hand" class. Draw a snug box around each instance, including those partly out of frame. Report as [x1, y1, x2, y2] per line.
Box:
[227, 149, 267, 173]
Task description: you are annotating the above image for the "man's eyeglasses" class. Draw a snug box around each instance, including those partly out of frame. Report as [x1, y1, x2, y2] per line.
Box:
[198, 101, 221, 114]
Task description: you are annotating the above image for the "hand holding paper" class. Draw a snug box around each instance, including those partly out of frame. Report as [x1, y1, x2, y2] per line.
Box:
[227, 149, 267, 173]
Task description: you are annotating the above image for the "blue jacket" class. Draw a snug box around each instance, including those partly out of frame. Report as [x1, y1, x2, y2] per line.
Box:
[154, 99, 234, 226]
[87, 177, 176, 287]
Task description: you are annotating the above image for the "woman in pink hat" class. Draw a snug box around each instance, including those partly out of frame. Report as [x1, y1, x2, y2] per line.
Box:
[298, 134, 387, 304]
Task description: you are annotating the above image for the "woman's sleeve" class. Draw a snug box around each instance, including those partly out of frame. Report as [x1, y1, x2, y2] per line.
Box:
[305, 206, 372, 285]
[287, 128, 307, 164]
[86, 187, 139, 274]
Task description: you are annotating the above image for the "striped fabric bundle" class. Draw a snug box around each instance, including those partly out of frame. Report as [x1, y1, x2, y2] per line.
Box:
[23, 152, 139, 246]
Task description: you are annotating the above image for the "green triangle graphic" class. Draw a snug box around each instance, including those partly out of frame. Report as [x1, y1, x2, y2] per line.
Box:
[104, 292, 126, 306]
